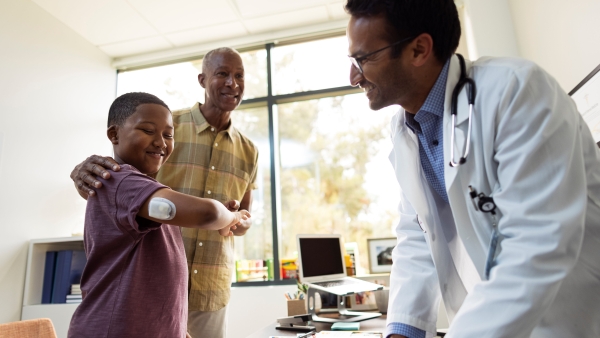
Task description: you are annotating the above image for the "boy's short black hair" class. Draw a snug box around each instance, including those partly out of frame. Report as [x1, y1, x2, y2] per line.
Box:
[107, 92, 170, 127]
[344, 0, 461, 62]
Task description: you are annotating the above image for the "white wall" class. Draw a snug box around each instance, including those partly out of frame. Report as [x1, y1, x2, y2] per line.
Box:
[463, 0, 520, 60]
[508, 0, 600, 92]
[0, 0, 115, 324]
[227, 285, 295, 338]
[462, 0, 600, 92]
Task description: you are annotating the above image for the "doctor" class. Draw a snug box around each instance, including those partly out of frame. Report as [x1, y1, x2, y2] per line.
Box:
[345, 0, 600, 337]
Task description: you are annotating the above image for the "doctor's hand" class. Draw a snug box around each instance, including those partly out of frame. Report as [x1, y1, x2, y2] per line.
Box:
[70, 155, 120, 199]
[389, 335, 408, 338]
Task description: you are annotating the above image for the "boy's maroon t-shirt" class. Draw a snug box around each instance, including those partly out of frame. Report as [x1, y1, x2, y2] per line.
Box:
[68, 165, 188, 338]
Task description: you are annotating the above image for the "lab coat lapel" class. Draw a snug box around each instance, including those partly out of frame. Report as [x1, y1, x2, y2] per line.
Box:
[389, 112, 431, 219]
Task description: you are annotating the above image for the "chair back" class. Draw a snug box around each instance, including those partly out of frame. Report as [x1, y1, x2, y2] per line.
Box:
[0, 318, 58, 338]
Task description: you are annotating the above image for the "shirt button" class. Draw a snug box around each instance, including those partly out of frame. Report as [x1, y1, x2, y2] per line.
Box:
[194, 270, 198, 274]
[211, 166, 215, 170]
[207, 190, 212, 195]
[432, 140, 439, 146]
[214, 143, 218, 147]
[211, 127, 215, 132]
[198, 242, 203, 247]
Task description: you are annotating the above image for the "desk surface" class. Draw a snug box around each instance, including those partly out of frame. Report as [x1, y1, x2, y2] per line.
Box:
[248, 314, 446, 338]
[247, 314, 387, 338]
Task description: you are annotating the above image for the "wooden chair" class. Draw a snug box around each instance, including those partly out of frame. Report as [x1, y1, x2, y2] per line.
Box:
[0, 318, 58, 338]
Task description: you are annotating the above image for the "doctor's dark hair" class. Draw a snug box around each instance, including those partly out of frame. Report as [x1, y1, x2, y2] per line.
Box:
[107, 92, 170, 127]
[344, 0, 461, 62]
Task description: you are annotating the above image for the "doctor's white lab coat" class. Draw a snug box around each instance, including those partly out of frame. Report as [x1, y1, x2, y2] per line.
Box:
[388, 54, 600, 338]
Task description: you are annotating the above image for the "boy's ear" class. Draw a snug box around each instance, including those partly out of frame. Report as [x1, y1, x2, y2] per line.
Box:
[107, 125, 119, 144]
[198, 73, 206, 89]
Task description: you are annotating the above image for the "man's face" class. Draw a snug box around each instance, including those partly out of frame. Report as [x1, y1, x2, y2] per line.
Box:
[111, 104, 174, 175]
[347, 15, 415, 111]
[200, 51, 245, 112]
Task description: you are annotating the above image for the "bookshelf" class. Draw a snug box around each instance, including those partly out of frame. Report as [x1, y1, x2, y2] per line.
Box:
[21, 236, 83, 338]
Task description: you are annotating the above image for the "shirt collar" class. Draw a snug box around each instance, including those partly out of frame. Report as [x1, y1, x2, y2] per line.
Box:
[191, 102, 238, 139]
[418, 58, 450, 118]
[404, 58, 451, 131]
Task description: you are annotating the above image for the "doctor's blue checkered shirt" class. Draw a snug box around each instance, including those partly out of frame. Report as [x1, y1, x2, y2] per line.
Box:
[386, 59, 450, 338]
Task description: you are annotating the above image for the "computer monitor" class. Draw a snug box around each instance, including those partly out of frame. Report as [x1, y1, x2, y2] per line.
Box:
[569, 63, 600, 146]
[297, 234, 346, 281]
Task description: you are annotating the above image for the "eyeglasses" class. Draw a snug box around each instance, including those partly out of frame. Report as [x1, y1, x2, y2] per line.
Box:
[348, 36, 415, 74]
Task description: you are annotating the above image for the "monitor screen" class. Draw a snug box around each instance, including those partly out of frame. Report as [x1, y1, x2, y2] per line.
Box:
[569, 63, 600, 144]
[299, 237, 344, 277]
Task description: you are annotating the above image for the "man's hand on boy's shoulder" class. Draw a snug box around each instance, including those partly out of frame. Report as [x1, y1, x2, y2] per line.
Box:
[70, 155, 121, 199]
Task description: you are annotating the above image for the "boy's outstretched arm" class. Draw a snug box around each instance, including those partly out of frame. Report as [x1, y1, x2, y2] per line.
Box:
[138, 188, 250, 233]
[70, 155, 121, 199]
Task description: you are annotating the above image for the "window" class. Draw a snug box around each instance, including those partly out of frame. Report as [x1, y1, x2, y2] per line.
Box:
[116, 35, 400, 284]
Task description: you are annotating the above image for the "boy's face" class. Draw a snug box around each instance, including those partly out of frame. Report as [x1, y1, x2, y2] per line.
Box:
[108, 103, 174, 175]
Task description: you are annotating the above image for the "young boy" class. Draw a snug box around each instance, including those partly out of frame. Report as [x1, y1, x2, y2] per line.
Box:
[67, 92, 249, 338]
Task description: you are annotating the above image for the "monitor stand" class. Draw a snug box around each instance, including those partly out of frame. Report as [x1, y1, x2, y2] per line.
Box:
[306, 287, 382, 323]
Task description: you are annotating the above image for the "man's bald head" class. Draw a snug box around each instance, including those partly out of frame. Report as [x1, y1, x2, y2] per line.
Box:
[198, 47, 245, 113]
[202, 47, 241, 74]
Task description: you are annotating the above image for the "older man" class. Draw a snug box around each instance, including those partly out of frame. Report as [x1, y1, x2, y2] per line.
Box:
[345, 0, 600, 337]
[71, 47, 258, 338]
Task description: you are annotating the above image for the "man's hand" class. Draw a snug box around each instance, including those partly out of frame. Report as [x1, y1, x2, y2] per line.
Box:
[218, 210, 250, 236]
[231, 210, 252, 236]
[70, 155, 120, 199]
[224, 200, 240, 212]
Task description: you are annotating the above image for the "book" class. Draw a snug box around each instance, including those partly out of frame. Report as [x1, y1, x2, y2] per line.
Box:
[69, 250, 87, 286]
[70, 284, 82, 295]
[51, 250, 72, 303]
[331, 323, 361, 331]
[41, 251, 57, 304]
[50, 250, 87, 303]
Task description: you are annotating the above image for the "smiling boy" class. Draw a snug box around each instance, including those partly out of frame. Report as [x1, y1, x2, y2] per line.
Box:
[67, 92, 249, 338]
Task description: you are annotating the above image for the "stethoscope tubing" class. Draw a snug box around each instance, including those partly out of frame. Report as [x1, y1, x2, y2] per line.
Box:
[449, 54, 477, 167]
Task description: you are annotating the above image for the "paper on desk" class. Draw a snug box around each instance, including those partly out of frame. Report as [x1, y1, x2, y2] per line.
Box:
[316, 332, 382, 337]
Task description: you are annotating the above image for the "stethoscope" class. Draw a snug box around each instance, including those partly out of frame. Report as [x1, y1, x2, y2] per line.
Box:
[449, 54, 498, 280]
[449, 53, 477, 168]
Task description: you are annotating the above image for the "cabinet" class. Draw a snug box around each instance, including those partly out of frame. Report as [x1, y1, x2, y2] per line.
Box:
[21, 236, 83, 338]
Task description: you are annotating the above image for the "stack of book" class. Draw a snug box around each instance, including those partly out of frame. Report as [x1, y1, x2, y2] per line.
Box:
[41, 250, 87, 304]
[66, 284, 82, 303]
[235, 259, 270, 282]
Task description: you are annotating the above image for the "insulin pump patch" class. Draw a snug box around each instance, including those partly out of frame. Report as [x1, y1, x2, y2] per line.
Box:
[148, 197, 176, 220]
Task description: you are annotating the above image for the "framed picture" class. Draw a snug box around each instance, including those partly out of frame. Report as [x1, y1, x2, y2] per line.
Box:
[349, 291, 378, 311]
[367, 237, 396, 273]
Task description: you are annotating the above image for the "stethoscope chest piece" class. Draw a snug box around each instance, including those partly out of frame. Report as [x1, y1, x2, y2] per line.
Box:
[478, 194, 496, 214]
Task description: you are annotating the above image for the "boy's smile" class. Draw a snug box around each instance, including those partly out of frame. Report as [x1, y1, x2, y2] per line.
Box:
[108, 103, 174, 175]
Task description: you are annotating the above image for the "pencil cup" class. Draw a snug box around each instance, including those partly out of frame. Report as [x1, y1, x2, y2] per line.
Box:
[287, 299, 307, 316]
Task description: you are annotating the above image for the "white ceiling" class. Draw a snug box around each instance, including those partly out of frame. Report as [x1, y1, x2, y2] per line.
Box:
[31, 0, 349, 59]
